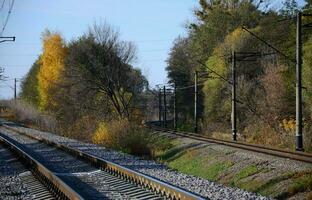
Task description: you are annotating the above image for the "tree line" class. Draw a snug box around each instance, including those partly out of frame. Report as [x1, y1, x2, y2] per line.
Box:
[20, 23, 148, 139]
[166, 0, 312, 150]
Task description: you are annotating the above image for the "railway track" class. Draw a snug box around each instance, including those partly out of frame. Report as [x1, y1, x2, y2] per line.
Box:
[0, 141, 58, 199]
[0, 124, 204, 200]
[147, 123, 312, 164]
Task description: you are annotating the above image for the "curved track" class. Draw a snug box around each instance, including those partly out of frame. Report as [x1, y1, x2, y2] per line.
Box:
[0, 124, 204, 200]
[147, 123, 312, 164]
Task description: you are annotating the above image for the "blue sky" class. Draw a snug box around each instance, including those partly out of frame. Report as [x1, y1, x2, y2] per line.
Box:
[0, 0, 306, 99]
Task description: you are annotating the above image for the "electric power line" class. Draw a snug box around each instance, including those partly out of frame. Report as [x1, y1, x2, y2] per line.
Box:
[1, 0, 15, 36]
[0, 0, 5, 10]
[242, 26, 296, 63]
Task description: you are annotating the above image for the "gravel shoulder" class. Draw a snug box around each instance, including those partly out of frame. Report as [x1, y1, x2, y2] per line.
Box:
[0, 124, 271, 200]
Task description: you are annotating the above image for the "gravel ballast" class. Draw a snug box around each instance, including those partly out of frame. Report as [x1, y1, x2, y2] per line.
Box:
[0, 124, 271, 200]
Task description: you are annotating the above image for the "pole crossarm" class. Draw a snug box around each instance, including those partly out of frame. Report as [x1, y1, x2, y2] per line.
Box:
[302, 13, 312, 17]
[235, 52, 261, 62]
[0, 36, 15, 43]
[302, 22, 312, 28]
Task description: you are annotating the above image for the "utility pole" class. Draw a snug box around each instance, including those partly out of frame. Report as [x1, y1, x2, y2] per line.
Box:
[158, 88, 162, 125]
[232, 51, 237, 141]
[163, 86, 167, 128]
[173, 83, 177, 130]
[194, 71, 198, 133]
[14, 78, 17, 100]
[296, 12, 303, 151]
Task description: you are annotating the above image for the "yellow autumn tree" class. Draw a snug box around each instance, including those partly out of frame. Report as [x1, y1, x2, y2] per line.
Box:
[37, 30, 67, 112]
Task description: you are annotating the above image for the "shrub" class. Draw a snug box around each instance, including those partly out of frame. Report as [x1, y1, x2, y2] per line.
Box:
[92, 119, 153, 156]
[62, 115, 98, 141]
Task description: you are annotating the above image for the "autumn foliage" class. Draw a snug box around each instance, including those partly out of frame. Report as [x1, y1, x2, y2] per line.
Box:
[20, 23, 148, 148]
[38, 31, 67, 112]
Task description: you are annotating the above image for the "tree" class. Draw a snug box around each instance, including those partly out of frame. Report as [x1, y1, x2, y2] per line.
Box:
[188, 0, 263, 63]
[304, 0, 312, 9]
[280, 0, 298, 17]
[166, 37, 195, 122]
[20, 57, 41, 107]
[63, 22, 148, 119]
[37, 30, 67, 112]
[165, 0, 265, 129]
[303, 35, 312, 119]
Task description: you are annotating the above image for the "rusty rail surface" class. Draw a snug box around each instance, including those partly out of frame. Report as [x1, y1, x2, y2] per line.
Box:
[2, 124, 204, 200]
[147, 123, 312, 164]
[0, 133, 84, 200]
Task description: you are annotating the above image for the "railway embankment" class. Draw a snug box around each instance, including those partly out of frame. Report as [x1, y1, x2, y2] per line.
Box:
[153, 133, 312, 200]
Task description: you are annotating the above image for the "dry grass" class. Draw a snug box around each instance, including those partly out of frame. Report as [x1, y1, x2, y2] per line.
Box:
[0, 100, 57, 132]
[208, 122, 312, 153]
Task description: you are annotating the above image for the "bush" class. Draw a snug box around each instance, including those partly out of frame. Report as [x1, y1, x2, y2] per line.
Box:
[92, 119, 153, 156]
[61, 115, 98, 141]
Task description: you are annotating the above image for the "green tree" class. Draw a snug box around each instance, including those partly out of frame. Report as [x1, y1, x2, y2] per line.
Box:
[20, 57, 41, 107]
[62, 22, 148, 120]
[166, 37, 195, 122]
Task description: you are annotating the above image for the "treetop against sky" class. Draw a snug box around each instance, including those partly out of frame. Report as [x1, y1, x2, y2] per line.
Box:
[0, 0, 307, 99]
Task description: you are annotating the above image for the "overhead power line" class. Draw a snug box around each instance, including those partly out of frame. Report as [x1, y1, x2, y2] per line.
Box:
[196, 60, 232, 85]
[1, 0, 5, 10]
[242, 26, 295, 63]
[1, 0, 15, 36]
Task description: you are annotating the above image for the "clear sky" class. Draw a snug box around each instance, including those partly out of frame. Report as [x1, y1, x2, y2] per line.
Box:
[0, 0, 306, 99]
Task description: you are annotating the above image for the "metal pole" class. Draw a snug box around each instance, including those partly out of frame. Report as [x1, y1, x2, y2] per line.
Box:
[158, 88, 162, 125]
[173, 83, 177, 130]
[232, 51, 237, 141]
[163, 86, 167, 128]
[194, 71, 198, 133]
[296, 12, 304, 151]
[14, 78, 17, 100]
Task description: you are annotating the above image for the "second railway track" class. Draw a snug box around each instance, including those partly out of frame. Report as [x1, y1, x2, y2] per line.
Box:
[147, 123, 312, 164]
[0, 124, 204, 200]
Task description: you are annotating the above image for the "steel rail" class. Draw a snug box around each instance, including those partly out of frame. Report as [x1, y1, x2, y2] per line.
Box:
[0, 133, 84, 200]
[0, 142, 56, 200]
[2, 124, 204, 200]
[147, 123, 312, 164]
